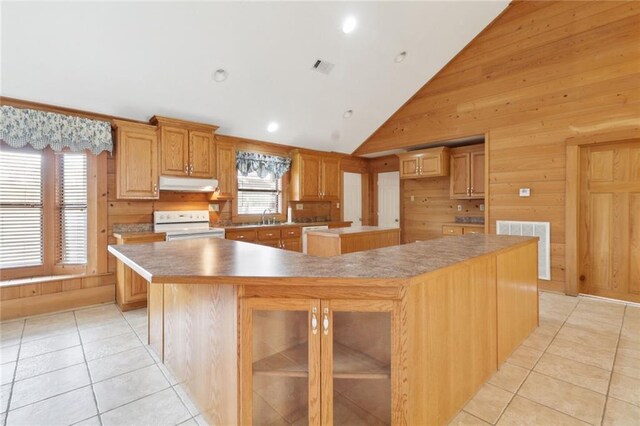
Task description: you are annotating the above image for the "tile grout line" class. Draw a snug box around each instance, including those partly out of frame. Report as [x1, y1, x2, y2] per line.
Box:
[3, 319, 25, 426]
[493, 295, 582, 425]
[600, 303, 626, 426]
[73, 310, 105, 426]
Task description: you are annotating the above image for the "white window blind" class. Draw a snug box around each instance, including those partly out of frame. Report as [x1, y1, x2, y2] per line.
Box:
[0, 150, 44, 268]
[237, 171, 282, 215]
[56, 153, 87, 265]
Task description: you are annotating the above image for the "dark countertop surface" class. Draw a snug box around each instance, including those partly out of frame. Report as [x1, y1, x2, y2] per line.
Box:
[307, 226, 400, 236]
[108, 234, 536, 286]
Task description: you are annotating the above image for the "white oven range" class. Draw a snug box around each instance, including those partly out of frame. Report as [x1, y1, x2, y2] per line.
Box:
[153, 210, 225, 241]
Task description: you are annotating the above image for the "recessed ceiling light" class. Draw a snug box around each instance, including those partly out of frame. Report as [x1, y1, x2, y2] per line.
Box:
[395, 51, 407, 63]
[343, 109, 353, 119]
[342, 16, 357, 34]
[267, 122, 279, 133]
[212, 69, 228, 82]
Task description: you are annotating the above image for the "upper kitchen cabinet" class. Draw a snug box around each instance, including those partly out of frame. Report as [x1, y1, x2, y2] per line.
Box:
[150, 116, 218, 179]
[113, 120, 159, 200]
[450, 144, 485, 199]
[397, 146, 450, 179]
[215, 139, 236, 199]
[290, 150, 340, 201]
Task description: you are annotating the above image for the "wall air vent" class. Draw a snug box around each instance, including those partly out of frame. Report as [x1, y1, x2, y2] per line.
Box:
[312, 59, 334, 75]
[496, 220, 551, 280]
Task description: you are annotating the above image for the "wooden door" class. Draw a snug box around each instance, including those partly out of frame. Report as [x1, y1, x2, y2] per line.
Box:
[321, 157, 341, 201]
[189, 131, 215, 178]
[470, 151, 485, 198]
[343, 172, 363, 227]
[321, 299, 397, 425]
[241, 298, 321, 425]
[216, 141, 236, 198]
[378, 172, 400, 228]
[115, 123, 159, 200]
[580, 141, 640, 303]
[160, 126, 189, 176]
[450, 153, 470, 199]
[399, 156, 420, 179]
[300, 154, 322, 200]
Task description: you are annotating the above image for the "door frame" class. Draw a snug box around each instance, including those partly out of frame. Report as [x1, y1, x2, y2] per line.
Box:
[565, 128, 640, 296]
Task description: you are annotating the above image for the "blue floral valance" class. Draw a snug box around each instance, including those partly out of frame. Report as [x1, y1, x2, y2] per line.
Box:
[236, 151, 291, 178]
[0, 106, 113, 154]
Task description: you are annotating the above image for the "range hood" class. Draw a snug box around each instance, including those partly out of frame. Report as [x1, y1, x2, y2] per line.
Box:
[159, 176, 219, 192]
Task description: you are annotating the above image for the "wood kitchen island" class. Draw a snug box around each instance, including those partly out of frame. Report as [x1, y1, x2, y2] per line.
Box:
[306, 226, 400, 256]
[108, 234, 538, 425]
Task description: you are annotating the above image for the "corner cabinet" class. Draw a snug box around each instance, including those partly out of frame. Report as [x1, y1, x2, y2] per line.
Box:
[241, 297, 397, 425]
[290, 151, 340, 201]
[150, 116, 218, 179]
[397, 146, 450, 179]
[450, 144, 485, 199]
[113, 120, 160, 200]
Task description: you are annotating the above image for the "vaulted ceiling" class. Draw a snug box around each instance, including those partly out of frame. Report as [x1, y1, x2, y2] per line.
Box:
[1, 1, 508, 154]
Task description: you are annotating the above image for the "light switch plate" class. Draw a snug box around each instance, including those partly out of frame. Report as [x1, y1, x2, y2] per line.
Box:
[296, 204, 303, 210]
[336, 202, 340, 209]
[208, 203, 219, 212]
[519, 188, 531, 197]
[479, 204, 485, 212]
[457, 205, 463, 212]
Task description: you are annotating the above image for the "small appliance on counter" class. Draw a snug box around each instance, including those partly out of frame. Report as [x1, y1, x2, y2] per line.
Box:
[154, 210, 225, 241]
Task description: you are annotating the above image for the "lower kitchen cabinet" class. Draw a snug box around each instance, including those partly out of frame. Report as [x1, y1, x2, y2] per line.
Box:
[227, 226, 302, 252]
[241, 297, 396, 425]
[442, 225, 485, 236]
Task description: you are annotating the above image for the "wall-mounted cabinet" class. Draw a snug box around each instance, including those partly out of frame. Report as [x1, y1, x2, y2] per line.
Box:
[215, 140, 236, 199]
[397, 146, 450, 179]
[113, 120, 159, 200]
[450, 144, 485, 199]
[150, 116, 218, 179]
[290, 151, 340, 201]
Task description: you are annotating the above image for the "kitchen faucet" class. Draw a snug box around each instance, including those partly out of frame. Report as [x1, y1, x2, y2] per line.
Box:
[262, 208, 273, 225]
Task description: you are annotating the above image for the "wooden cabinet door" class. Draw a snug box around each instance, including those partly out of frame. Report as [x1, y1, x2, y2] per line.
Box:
[126, 266, 148, 303]
[241, 298, 321, 425]
[321, 299, 397, 425]
[321, 158, 341, 201]
[399, 156, 420, 179]
[421, 154, 442, 177]
[282, 238, 302, 252]
[470, 151, 485, 198]
[450, 153, 470, 199]
[300, 154, 322, 200]
[189, 131, 215, 178]
[160, 126, 189, 176]
[116, 123, 159, 200]
[216, 141, 236, 198]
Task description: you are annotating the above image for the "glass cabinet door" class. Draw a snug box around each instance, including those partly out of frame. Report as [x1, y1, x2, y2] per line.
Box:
[321, 300, 395, 426]
[242, 298, 321, 425]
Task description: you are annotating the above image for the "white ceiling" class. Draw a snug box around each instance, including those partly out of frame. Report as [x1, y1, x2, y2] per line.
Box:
[1, 1, 508, 154]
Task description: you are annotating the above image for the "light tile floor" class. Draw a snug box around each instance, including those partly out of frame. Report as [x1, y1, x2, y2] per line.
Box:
[0, 292, 638, 426]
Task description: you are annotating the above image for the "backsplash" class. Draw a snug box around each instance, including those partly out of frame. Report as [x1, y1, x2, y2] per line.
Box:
[290, 201, 332, 222]
[113, 223, 154, 233]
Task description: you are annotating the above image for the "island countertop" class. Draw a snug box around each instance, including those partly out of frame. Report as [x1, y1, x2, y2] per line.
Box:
[107, 234, 536, 286]
[306, 225, 399, 236]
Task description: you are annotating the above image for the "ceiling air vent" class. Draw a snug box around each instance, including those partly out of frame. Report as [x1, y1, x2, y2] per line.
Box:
[312, 59, 334, 75]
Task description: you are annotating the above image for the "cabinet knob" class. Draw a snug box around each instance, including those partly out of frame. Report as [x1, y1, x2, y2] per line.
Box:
[323, 308, 329, 336]
[311, 307, 318, 335]
[470, 187, 474, 194]
[184, 164, 188, 174]
[238, 235, 244, 239]
[189, 164, 194, 174]
[153, 184, 158, 194]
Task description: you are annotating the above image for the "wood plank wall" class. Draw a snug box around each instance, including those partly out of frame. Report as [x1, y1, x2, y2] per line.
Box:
[354, 1, 640, 293]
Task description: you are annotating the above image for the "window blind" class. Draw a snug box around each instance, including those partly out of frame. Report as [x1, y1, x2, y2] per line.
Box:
[56, 153, 87, 265]
[237, 171, 282, 215]
[0, 150, 44, 268]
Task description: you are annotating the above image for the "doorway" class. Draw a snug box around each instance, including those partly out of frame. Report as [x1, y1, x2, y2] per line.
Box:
[578, 140, 640, 303]
[343, 172, 362, 227]
[378, 172, 400, 228]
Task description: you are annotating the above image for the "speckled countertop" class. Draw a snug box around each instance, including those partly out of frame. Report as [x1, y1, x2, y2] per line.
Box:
[306, 226, 400, 236]
[108, 234, 536, 286]
[223, 221, 351, 230]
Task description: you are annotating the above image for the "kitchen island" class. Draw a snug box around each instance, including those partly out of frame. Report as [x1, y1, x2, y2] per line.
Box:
[108, 234, 538, 425]
[306, 226, 400, 256]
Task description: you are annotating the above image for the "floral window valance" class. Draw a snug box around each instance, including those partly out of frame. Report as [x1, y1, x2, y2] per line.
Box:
[236, 151, 291, 178]
[0, 106, 113, 154]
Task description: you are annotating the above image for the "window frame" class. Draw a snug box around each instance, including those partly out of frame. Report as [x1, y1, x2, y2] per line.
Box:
[234, 170, 289, 224]
[0, 144, 100, 280]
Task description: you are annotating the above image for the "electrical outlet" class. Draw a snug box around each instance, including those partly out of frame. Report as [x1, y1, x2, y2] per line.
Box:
[519, 188, 531, 197]
[479, 204, 485, 212]
[457, 205, 463, 212]
[296, 203, 303, 210]
[208, 203, 219, 212]
[336, 202, 340, 209]
[410, 195, 415, 202]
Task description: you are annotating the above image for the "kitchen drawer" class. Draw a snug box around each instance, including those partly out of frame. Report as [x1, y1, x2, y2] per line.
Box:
[463, 227, 484, 235]
[442, 226, 463, 236]
[281, 227, 301, 238]
[257, 229, 281, 241]
[226, 229, 257, 242]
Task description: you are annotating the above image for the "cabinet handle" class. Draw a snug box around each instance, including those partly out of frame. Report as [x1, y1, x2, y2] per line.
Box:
[470, 187, 474, 194]
[238, 235, 244, 239]
[184, 164, 189, 174]
[189, 164, 194, 174]
[153, 184, 158, 194]
[311, 307, 318, 335]
[323, 308, 329, 336]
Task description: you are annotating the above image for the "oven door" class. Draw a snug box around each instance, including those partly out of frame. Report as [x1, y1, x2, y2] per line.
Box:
[165, 231, 225, 241]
